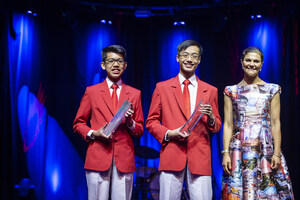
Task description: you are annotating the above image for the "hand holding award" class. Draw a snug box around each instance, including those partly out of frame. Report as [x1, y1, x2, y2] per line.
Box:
[180, 99, 204, 135]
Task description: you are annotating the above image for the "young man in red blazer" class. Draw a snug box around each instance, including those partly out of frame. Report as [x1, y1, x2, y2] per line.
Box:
[146, 40, 221, 199]
[73, 45, 144, 200]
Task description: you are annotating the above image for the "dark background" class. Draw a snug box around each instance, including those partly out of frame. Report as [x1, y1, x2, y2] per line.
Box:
[1, 0, 299, 199]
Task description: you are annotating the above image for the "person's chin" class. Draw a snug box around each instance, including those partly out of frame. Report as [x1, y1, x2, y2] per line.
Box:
[183, 67, 195, 74]
[245, 69, 259, 75]
[245, 73, 259, 78]
[108, 74, 122, 80]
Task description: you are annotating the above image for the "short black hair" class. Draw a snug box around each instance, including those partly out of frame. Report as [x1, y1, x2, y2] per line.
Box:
[177, 40, 203, 56]
[241, 46, 264, 62]
[101, 45, 126, 61]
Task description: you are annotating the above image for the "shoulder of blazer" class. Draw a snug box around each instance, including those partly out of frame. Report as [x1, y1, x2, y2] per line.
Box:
[86, 82, 108, 93]
[156, 76, 179, 88]
[196, 77, 218, 92]
[122, 83, 141, 96]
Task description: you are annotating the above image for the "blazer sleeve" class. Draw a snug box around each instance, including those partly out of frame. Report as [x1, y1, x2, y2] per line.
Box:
[73, 88, 92, 142]
[130, 91, 144, 138]
[207, 88, 222, 133]
[146, 85, 169, 144]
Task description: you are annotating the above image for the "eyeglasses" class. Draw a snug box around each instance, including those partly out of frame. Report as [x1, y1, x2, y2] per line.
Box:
[179, 53, 200, 60]
[104, 58, 125, 66]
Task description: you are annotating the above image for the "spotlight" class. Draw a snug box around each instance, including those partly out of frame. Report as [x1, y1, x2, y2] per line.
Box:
[33, 13, 37, 16]
[173, 21, 186, 26]
[250, 14, 262, 20]
[99, 19, 112, 25]
[27, 10, 32, 14]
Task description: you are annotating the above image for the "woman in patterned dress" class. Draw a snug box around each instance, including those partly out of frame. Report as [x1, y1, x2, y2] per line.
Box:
[221, 47, 294, 199]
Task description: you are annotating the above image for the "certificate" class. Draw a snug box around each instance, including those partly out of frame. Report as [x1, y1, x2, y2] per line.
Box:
[103, 100, 132, 136]
[180, 99, 204, 134]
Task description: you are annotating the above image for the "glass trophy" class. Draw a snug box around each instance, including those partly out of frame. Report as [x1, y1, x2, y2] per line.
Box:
[103, 100, 132, 136]
[180, 99, 204, 134]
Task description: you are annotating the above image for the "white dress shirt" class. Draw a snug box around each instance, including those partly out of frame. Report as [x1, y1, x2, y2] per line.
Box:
[87, 78, 135, 139]
[164, 74, 198, 141]
[178, 73, 198, 114]
[106, 77, 122, 98]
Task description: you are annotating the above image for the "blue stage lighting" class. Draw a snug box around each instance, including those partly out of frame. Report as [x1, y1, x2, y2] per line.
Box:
[27, 10, 32, 14]
[100, 19, 106, 24]
[108, 20, 112, 25]
[135, 9, 151, 17]
[173, 21, 186, 26]
[33, 13, 37, 16]
[251, 14, 262, 20]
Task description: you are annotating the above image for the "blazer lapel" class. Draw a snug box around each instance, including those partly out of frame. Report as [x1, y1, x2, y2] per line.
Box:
[171, 76, 189, 120]
[196, 77, 208, 106]
[117, 83, 130, 112]
[99, 81, 114, 115]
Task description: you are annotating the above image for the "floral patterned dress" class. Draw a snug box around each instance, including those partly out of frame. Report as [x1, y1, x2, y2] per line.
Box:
[221, 83, 294, 200]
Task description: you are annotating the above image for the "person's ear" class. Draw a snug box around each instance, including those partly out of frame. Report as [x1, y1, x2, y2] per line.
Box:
[197, 56, 201, 64]
[101, 62, 106, 70]
[176, 55, 180, 62]
[240, 59, 244, 68]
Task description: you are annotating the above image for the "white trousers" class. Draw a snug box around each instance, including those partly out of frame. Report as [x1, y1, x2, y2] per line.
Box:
[85, 159, 133, 200]
[160, 166, 212, 200]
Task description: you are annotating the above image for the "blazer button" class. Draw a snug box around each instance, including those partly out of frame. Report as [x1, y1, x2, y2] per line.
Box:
[114, 139, 117, 142]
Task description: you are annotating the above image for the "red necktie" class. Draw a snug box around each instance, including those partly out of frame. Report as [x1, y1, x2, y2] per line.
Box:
[183, 80, 191, 118]
[111, 84, 118, 112]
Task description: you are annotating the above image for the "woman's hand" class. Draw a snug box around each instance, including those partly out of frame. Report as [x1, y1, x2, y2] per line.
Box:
[271, 154, 281, 170]
[222, 153, 232, 175]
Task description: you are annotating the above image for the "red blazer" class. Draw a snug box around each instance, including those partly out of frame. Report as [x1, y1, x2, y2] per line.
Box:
[146, 76, 221, 176]
[73, 80, 144, 173]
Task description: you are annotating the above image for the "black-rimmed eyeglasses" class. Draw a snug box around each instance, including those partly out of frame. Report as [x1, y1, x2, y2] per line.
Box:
[104, 58, 125, 66]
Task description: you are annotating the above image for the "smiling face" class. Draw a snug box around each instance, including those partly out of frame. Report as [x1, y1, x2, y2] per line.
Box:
[177, 45, 201, 79]
[101, 52, 127, 82]
[241, 52, 263, 79]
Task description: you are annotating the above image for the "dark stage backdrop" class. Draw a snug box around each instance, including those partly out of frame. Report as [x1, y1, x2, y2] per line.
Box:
[1, 6, 299, 200]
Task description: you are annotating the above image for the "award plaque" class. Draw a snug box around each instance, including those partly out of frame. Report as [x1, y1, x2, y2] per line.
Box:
[180, 99, 204, 134]
[103, 100, 132, 136]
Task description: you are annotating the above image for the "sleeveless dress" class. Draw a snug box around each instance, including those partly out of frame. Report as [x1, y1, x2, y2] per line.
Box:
[221, 83, 294, 200]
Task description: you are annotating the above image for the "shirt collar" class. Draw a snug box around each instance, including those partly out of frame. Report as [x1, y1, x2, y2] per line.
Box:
[106, 77, 122, 89]
[178, 73, 197, 87]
